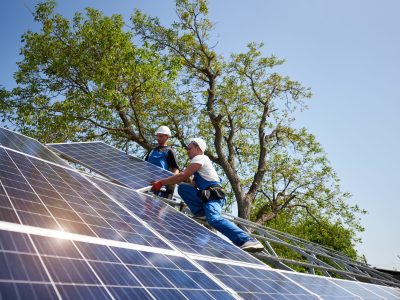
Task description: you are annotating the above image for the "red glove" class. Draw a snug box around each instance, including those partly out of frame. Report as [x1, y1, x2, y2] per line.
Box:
[151, 180, 164, 193]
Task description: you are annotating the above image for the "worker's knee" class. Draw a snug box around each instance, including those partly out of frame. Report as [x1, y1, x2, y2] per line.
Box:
[206, 214, 224, 227]
[177, 183, 195, 197]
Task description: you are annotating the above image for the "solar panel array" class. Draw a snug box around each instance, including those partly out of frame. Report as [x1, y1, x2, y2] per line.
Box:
[90, 177, 261, 264]
[46, 141, 400, 286]
[1, 127, 399, 299]
[0, 229, 236, 299]
[227, 218, 400, 287]
[48, 142, 172, 190]
[0, 147, 174, 248]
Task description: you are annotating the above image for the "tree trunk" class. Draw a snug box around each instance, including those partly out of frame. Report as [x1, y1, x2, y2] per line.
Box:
[237, 195, 252, 220]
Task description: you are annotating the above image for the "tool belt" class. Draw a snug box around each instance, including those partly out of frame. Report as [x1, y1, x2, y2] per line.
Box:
[199, 185, 225, 203]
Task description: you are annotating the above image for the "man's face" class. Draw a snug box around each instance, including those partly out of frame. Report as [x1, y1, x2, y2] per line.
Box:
[186, 142, 200, 159]
[156, 133, 169, 146]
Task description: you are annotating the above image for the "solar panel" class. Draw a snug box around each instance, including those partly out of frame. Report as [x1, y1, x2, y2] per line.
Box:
[330, 279, 397, 299]
[197, 259, 321, 299]
[0, 229, 236, 299]
[47, 142, 172, 190]
[0, 147, 171, 249]
[2, 128, 400, 299]
[284, 272, 378, 299]
[332, 279, 400, 299]
[0, 143, 251, 298]
[0, 128, 68, 166]
[90, 176, 263, 265]
[0, 144, 263, 264]
[372, 285, 400, 299]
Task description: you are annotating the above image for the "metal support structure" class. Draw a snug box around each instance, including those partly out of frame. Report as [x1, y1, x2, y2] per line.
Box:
[148, 193, 400, 288]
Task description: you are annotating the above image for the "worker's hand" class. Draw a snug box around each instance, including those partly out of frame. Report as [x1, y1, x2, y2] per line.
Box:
[151, 180, 164, 193]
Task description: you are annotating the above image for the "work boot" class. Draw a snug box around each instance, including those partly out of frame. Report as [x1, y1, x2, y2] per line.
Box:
[240, 239, 264, 252]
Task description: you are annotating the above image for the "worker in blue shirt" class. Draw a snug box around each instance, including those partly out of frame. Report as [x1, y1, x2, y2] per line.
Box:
[151, 137, 264, 252]
[145, 126, 179, 199]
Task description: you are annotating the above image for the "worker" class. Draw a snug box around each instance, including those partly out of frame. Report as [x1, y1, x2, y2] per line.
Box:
[151, 137, 264, 252]
[145, 125, 179, 199]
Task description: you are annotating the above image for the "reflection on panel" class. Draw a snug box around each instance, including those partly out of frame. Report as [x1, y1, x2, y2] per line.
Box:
[284, 273, 361, 299]
[0, 229, 62, 299]
[333, 278, 400, 300]
[0, 127, 67, 166]
[0, 229, 236, 299]
[371, 285, 400, 299]
[48, 142, 172, 189]
[92, 177, 263, 265]
[0, 148, 170, 249]
[198, 260, 320, 299]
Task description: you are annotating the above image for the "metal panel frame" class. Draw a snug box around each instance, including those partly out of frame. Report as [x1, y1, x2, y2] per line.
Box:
[149, 190, 400, 289]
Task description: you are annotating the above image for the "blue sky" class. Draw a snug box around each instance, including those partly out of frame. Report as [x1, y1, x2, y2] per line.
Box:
[1, 0, 399, 270]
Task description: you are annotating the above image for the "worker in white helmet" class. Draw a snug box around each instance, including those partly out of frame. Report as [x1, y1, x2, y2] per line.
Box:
[151, 137, 264, 252]
[145, 126, 179, 198]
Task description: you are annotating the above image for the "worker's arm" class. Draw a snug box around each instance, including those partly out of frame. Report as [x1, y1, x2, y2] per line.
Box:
[151, 163, 201, 191]
[161, 163, 200, 185]
[170, 167, 179, 175]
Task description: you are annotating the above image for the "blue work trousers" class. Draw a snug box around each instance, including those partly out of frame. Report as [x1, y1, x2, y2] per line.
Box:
[178, 183, 252, 247]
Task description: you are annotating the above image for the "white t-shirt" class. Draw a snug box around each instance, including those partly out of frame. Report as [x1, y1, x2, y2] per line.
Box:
[190, 155, 220, 182]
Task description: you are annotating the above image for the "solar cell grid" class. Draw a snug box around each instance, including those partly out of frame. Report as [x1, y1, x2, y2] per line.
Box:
[0, 229, 236, 300]
[0, 148, 171, 249]
[91, 176, 263, 265]
[364, 285, 400, 300]
[198, 260, 320, 299]
[0, 230, 60, 299]
[2, 129, 400, 299]
[331, 279, 389, 299]
[48, 142, 172, 190]
[0, 127, 67, 166]
[0, 282, 59, 300]
[284, 273, 361, 299]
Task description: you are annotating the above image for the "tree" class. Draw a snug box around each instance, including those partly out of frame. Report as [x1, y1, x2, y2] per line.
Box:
[1, 0, 188, 151]
[265, 210, 359, 272]
[1, 0, 366, 251]
[132, 0, 365, 230]
[251, 128, 365, 235]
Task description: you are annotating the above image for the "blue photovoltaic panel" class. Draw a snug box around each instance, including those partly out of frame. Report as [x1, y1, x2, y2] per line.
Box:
[91, 176, 263, 265]
[2, 129, 400, 299]
[198, 260, 320, 299]
[0, 127, 68, 166]
[0, 230, 59, 299]
[0, 147, 170, 249]
[344, 280, 400, 300]
[0, 229, 235, 299]
[48, 142, 172, 190]
[284, 273, 365, 299]
[371, 285, 400, 299]
[333, 280, 389, 299]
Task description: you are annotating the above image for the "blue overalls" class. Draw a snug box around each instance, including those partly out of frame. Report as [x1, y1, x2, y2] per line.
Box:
[147, 148, 169, 170]
[148, 148, 174, 198]
[178, 171, 252, 247]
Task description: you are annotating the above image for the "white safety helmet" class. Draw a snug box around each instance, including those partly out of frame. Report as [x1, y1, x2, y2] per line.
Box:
[190, 138, 207, 153]
[155, 126, 171, 136]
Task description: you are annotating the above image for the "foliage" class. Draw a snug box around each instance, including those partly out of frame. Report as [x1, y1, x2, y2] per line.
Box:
[2, 0, 188, 150]
[132, 0, 365, 236]
[266, 211, 359, 259]
[250, 128, 366, 233]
